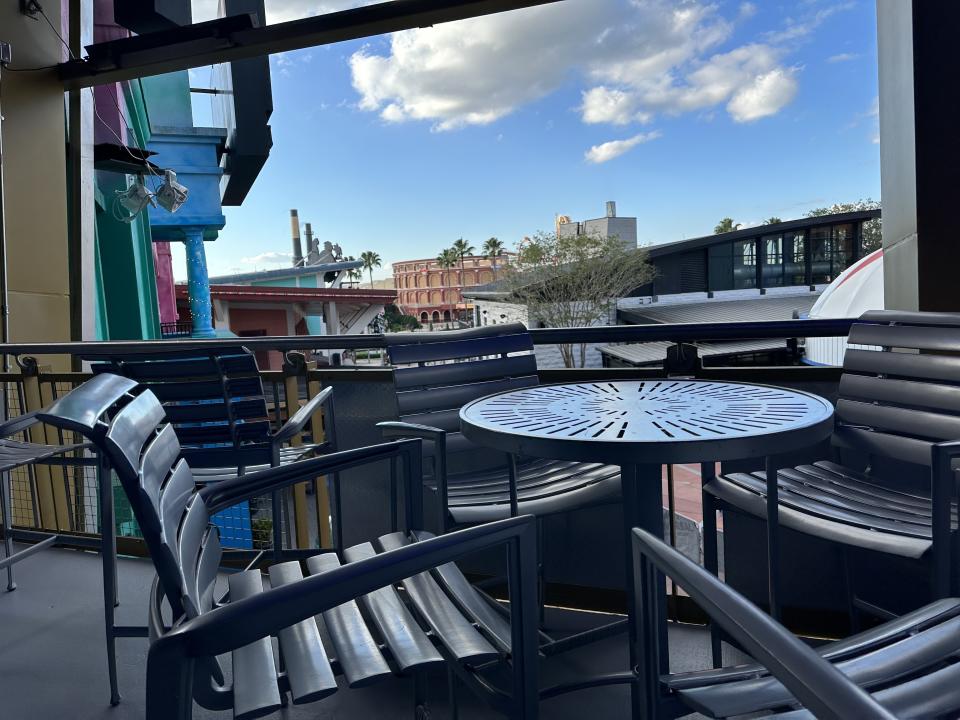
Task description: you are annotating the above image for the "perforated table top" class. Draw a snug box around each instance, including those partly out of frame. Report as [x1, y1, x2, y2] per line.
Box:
[460, 380, 834, 465]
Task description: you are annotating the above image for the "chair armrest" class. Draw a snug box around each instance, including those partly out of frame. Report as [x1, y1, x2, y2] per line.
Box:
[0, 410, 40, 438]
[272, 386, 333, 445]
[199, 439, 421, 515]
[152, 515, 537, 659]
[377, 421, 446, 446]
[631, 528, 895, 720]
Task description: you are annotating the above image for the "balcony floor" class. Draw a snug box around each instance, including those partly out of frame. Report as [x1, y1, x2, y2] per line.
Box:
[0, 544, 735, 719]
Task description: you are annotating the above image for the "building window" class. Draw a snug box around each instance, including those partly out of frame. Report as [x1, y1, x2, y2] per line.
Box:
[762, 235, 784, 287]
[784, 231, 806, 285]
[810, 226, 832, 283]
[733, 239, 757, 289]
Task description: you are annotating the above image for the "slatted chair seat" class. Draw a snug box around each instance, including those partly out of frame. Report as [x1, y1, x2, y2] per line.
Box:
[445, 460, 622, 523]
[381, 324, 622, 528]
[632, 526, 960, 719]
[36, 375, 540, 720]
[703, 310, 960, 614]
[669, 597, 960, 717]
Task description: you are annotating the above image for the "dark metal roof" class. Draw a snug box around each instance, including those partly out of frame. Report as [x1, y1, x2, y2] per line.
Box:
[601, 338, 789, 366]
[644, 209, 881, 259]
[618, 292, 820, 326]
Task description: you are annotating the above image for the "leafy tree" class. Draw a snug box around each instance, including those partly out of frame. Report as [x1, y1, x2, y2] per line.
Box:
[763, 216, 782, 225]
[805, 199, 882, 252]
[451, 237, 475, 285]
[360, 250, 382, 288]
[482, 237, 506, 281]
[343, 260, 363, 286]
[714, 217, 741, 234]
[384, 304, 420, 332]
[502, 231, 654, 368]
[436, 248, 458, 302]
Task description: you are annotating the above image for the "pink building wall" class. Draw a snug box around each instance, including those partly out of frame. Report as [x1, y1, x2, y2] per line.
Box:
[228, 308, 290, 370]
[153, 243, 178, 324]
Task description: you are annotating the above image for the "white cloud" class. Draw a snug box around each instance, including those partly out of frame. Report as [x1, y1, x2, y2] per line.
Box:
[738, 2, 757, 19]
[726, 67, 798, 122]
[581, 87, 652, 125]
[349, 0, 806, 131]
[584, 130, 661, 164]
[240, 251, 293, 265]
[764, 2, 854, 43]
[827, 52, 859, 63]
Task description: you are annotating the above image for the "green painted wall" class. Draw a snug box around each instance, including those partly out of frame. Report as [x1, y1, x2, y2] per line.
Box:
[92, 81, 162, 340]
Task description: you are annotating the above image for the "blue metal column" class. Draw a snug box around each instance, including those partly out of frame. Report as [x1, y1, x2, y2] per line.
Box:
[183, 227, 215, 338]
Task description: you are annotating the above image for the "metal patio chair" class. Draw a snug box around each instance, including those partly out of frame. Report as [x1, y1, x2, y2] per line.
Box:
[702, 310, 960, 652]
[90, 345, 336, 554]
[37, 374, 540, 720]
[631, 525, 960, 719]
[379, 323, 621, 530]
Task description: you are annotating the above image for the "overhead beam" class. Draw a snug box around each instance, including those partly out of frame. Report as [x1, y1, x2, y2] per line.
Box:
[59, 0, 563, 89]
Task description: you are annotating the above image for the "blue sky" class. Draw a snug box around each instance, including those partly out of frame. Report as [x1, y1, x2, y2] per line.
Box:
[180, 0, 879, 281]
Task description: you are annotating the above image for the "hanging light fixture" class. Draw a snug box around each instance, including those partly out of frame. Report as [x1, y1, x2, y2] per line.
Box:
[113, 175, 155, 223]
[155, 169, 189, 213]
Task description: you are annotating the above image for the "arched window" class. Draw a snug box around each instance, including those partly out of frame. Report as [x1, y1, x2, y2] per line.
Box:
[430, 290, 442, 304]
[429, 273, 441, 288]
[431, 311, 440, 322]
[443, 310, 451, 322]
[420, 312, 429, 323]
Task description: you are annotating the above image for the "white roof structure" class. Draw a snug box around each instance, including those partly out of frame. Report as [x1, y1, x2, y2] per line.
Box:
[805, 249, 884, 366]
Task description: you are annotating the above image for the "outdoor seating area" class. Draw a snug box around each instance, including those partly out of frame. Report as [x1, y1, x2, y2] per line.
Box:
[0, 310, 959, 719]
[2, 1, 960, 718]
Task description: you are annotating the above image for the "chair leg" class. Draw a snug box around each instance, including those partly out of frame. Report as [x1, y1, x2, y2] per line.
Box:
[271, 490, 283, 561]
[1, 471, 16, 592]
[700, 466, 722, 668]
[447, 666, 460, 720]
[414, 671, 430, 719]
[841, 547, 861, 634]
[537, 516, 546, 628]
[99, 458, 121, 705]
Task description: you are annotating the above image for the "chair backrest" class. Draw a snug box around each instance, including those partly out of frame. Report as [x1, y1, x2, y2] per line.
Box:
[385, 323, 539, 460]
[837, 310, 960, 470]
[38, 374, 219, 621]
[90, 346, 274, 469]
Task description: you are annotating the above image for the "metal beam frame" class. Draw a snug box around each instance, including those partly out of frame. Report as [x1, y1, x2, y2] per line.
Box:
[59, 0, 563, 89]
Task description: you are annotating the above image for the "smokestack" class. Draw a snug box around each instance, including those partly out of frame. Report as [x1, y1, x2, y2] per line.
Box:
[290, 209, 303, 266]
[605, 201, 617, 218]
[304, 223, 315, 264]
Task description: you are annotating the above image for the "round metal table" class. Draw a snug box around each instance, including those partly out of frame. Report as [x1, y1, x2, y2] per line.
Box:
[460, 379, 834, 715]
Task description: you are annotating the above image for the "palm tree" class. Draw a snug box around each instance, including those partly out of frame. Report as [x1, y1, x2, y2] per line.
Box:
[451, 237, 475, 286]
[714, 217, 742, 234]
[482, 237, 505, 281]
[763, 216, 783, 225]
[437, 248, 458, 304]
[360, 251, 382, 288]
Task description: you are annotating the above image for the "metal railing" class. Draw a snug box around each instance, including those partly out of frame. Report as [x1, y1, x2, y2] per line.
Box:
[0, 316, 857, 356]
[0, 318, 856, 617]
[159, 321, 193, 338]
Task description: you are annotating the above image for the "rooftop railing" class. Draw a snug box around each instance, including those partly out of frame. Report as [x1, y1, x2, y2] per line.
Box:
[0, 317, 857, 623]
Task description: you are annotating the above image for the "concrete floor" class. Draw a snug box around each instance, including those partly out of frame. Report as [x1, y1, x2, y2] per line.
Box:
[0, 544, 738, 720]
